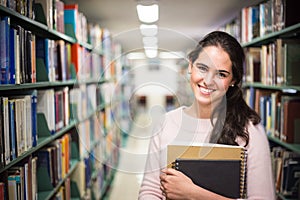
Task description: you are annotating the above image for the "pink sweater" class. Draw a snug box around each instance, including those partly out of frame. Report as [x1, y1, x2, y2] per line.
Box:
[138, 106, 276, 200]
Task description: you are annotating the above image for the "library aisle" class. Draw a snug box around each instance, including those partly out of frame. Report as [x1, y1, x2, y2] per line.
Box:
[106, 97, 166, 200]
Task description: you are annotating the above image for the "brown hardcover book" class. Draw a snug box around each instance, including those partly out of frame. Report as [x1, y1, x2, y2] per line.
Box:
[281, 96, 300, 143]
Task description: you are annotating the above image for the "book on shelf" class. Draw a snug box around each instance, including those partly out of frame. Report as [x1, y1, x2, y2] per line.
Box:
[64, 177, 71, 200]
[0, 0, 5, 6]
[6, 0, 16, 10]
[31, 34, 36, 83]
[8, 165, 25, 200]
[167, 143, 247, 199]
[8, 99, 16, 161]
[37, 147, 56, 189]
[56, 40, 67, 81]
[70, 43, 82, 79]
[280, 96, 300, 144]
[55, 0, 65, 33]
[10, 24, 21, 84]
[271, 148, 300, 200]
[5, 156, 37, 200]
[34, 0, 53, 29]
[9, 24, 16, 84]
[63, 87, 70, 127]
[7, 173, 20, 199]
[31, 156, 38, 200]
[277, 150, 300, 198]
[37, 89, 55, 134]
[273, 0, 300, 32]
[35, 37, 55, 82]
[64, 4, 78, 39]
[283, 41, 300, 86]
[31, 90, 37, 147]
[0, 182, 4, 200]
[54, 90, 64, 131]
[70, 160, 86, 198]
[0, 99, 4, 168]
[1, 97, 11, 165]
[245, 47, 261, 83]
[0, 16, 10, 84]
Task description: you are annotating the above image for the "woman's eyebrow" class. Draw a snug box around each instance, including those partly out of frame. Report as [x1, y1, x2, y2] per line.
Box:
[194, 62, 208, 67]
[217, 69, 230, 74]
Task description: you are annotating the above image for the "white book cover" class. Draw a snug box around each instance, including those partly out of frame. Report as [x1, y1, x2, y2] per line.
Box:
[2, 97, 10, 164]
[37, 89, 55, 133]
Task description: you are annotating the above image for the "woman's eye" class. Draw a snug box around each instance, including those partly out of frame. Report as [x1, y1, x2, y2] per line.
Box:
[197, 66, 208, 72]
[217, 72, 227, 78]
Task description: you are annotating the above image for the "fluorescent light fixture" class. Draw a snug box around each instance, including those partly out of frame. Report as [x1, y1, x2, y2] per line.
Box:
[140, 24, 158, 36]
[142, 36, 158, 46]
[144, 46, 158, 58]
[136, 4, 159, 23]
[145, 49, 158, 58]
[159, 51, 185, 59]
[126, 52, 146, 60]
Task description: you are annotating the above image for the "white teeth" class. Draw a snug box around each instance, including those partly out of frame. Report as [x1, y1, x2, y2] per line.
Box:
[200, 87, 213, 94]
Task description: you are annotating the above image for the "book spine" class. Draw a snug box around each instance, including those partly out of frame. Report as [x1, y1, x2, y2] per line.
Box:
[25, 95, 32, 151]
[0, 99, 4, 168]
[31, 91, 37, 147]
[31, 35, 36, 83]
[0, 16, 10, 84]
[8, 99, 16, 161]
[9, 27, 16, 84]
[15, 26, 21, 84]
[25, 30, 32, 83]
[3, 98, 12, 163]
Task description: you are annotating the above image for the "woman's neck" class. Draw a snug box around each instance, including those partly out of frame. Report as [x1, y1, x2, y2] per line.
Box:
[185, 101, 212, 119]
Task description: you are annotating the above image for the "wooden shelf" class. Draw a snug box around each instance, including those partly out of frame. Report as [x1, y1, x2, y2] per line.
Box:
[243, 82, 300, 93]
[0, 121, 76, 174]
[268, 135, 300, 155]
[38, 159, 79, 200]
[242, 23, 300, 47]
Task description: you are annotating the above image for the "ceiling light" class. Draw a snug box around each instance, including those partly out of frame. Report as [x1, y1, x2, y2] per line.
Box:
[126, 52, 146, 60]
[145, 49, 157, 58]
[142, 36, 158, 46]
[144, 47, 158, 58]
[140, 24, 158, 36]
[159, 51, 185, 59]
[136, 4, 159, 23]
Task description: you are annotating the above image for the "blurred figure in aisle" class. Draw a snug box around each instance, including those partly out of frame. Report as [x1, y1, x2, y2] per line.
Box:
[138, 31, 275, 200]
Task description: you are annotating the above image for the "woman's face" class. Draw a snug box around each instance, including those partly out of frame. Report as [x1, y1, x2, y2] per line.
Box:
[188, 45, 235, 107]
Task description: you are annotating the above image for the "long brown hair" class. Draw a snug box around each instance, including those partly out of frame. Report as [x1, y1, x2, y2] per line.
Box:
[188, 31, 260, 146]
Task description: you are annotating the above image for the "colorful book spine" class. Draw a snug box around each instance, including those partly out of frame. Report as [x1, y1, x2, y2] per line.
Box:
[0, 16, 10, 84]
[8, 99, 16, 161]
[9, 27, 16, 84]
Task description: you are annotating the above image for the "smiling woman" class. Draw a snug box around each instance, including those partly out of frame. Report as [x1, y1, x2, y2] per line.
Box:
[138, 31, 276, 200]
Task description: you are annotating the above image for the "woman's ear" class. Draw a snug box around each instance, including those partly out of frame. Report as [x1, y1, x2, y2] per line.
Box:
[230, 81, 236, 87]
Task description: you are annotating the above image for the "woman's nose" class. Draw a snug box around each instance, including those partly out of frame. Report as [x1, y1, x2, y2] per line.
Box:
[203, 71, 215, 85]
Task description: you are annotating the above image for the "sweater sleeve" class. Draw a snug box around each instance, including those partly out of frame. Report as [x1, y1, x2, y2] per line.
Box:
[245, 123, 276, 200]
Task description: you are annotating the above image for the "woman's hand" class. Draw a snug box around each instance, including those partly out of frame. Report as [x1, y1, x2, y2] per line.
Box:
[160, 168, 233, 200]
[160, 168, 196, 200]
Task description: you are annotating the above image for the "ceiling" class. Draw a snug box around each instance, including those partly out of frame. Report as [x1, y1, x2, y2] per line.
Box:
[63, 0, 264, 56]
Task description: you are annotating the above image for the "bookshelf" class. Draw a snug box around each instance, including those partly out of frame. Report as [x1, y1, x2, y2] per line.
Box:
[0, 1, 127, 199]
[225, 1, 300, 199]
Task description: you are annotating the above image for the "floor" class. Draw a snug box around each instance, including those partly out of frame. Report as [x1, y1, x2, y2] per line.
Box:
[106, 95, 166, 200]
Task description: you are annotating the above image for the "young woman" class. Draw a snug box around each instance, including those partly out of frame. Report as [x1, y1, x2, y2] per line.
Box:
[138, 31, 275, 200]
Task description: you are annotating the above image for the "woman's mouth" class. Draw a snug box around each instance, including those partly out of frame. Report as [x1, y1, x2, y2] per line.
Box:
[198, 85, 215, 95]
